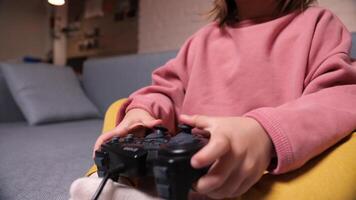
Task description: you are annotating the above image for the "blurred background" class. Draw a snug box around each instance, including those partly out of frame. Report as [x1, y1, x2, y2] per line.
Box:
[0, 0, 355, 73]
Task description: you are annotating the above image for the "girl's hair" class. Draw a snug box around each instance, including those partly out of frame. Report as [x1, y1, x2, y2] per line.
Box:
[209, 0, 317, 27]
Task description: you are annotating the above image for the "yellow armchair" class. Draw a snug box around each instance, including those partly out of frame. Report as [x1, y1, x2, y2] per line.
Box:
[88, 98, 356, 200]
[86, 98, 127, 177]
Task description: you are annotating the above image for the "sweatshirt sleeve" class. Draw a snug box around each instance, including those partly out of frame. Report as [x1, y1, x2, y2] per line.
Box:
[117, 36, 196, 131]
[245, 11, 356, 174]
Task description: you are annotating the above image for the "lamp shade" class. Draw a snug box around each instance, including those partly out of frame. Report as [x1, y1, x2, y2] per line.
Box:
[48, 0, 65, 6]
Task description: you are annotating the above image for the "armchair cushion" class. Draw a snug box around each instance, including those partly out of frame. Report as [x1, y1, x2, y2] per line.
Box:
[86, 98, 127, 177]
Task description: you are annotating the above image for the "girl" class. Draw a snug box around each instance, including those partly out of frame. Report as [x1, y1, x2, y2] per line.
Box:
[71, 0, 356, 199]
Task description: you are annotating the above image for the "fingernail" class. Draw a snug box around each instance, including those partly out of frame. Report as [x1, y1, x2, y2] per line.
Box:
[180, 114, 189, 119]
[154, 119, 162, 124]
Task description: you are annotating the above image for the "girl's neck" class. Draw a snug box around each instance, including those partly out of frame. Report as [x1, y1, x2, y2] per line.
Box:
[235, 0, 278, 21]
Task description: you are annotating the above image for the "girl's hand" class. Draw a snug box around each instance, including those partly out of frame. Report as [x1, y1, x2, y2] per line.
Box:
[93, 108, 162, 156]
[180, 114, 274, 199]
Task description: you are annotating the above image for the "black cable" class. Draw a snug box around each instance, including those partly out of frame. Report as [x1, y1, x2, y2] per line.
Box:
[91, 164, 125, 200]
[91, 174, 110, 200]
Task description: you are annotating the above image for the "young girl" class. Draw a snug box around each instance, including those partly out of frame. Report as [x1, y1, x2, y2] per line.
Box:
[71, 0, 356, 199]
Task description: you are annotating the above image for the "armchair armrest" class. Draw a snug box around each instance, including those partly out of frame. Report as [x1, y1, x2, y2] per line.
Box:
[101, 98, 128, 133]
[86, 98, 128, 177]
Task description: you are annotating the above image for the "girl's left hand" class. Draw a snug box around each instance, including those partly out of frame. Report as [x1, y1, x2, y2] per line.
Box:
[180, 114, 274, 199]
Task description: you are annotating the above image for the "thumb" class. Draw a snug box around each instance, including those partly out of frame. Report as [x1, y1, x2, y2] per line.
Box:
[127, 119, 163, 131]
[93, 122, 131, 157]
[142, 119, 163, 128]
[179, 114, 211, 130]
[127, 119, 163, 137]
[191, 135, 230, 168]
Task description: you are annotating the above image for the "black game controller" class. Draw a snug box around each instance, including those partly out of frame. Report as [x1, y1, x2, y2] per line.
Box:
[94, 124, 209, 200]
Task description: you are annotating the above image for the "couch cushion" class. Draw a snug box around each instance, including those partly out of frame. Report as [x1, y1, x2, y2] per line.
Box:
[82, 50, 178, 115]
[1, 63, 100, 125]
[0, 70, 25, 123]
[0, 119, 102, 200]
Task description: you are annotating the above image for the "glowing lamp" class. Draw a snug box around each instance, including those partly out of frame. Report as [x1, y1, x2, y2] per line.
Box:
[48, 0, 65, 6]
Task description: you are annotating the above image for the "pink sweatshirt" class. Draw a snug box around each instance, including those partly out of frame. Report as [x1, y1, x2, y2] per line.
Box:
[119, 7, 356, 174]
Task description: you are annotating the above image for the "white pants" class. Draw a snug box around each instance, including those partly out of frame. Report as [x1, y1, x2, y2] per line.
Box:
[69, 174, 210, 200]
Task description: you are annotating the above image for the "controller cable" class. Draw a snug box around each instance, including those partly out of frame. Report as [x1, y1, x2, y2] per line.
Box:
[91, 164, 125, 200]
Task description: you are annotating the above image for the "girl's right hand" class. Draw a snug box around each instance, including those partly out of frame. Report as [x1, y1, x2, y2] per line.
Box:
[93, 108, 162, 157]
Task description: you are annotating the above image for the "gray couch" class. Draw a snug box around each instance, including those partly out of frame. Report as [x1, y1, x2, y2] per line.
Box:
[0, 50, 177, 200]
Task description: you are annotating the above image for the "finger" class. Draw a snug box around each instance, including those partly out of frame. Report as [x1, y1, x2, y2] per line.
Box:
[191, 134, 230, 168]
[93, 124, 129, 155]
[127, 124, 149, 138]
[127, 119, 163, 137]
[230, 176, 256, 198]
[93, 119, 162, 157]
[195, 153, 236, 194]
[230, 167, 264, 197]
[128, 119, 162, 130]
[141, 119, 163, 128]
[209, 158, 257, 198]
[206, 164, 245, 199]
[192, 128, 210, 138]
[179, 114, 211, 130]
[188, 191, 210, 200]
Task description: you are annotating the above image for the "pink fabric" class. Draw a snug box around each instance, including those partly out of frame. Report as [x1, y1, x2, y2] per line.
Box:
[119, 7, 356, 174]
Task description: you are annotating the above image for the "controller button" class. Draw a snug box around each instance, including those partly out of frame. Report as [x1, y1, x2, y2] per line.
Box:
[153, 126, 168, 137]
[178, 124, 193, 134]
[154, 126, 168, 132]
[111, 137, 120, 144]
[171, 149, 185, 154]
[156, 184, 171, 199]
[124, 134, 134, 142]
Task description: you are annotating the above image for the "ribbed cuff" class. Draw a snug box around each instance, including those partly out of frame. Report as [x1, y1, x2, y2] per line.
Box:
[244, 108, 294, 174]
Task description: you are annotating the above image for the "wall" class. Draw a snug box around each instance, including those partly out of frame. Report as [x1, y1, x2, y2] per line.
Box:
[66, 0, 138, 59]
[0, 0, 51, 61]
[318, 0, 356, 32]
[139, 0, 210, 53]
[139, 0, 356, 53]
[0, 1, 353, 61]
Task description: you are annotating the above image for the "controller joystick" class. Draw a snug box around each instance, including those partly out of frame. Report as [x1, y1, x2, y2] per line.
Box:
[154, 126, 168, 135]
[111, 136, 120, 143]
[146, 126, 168, 139]
[178, 124, 193, 134]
